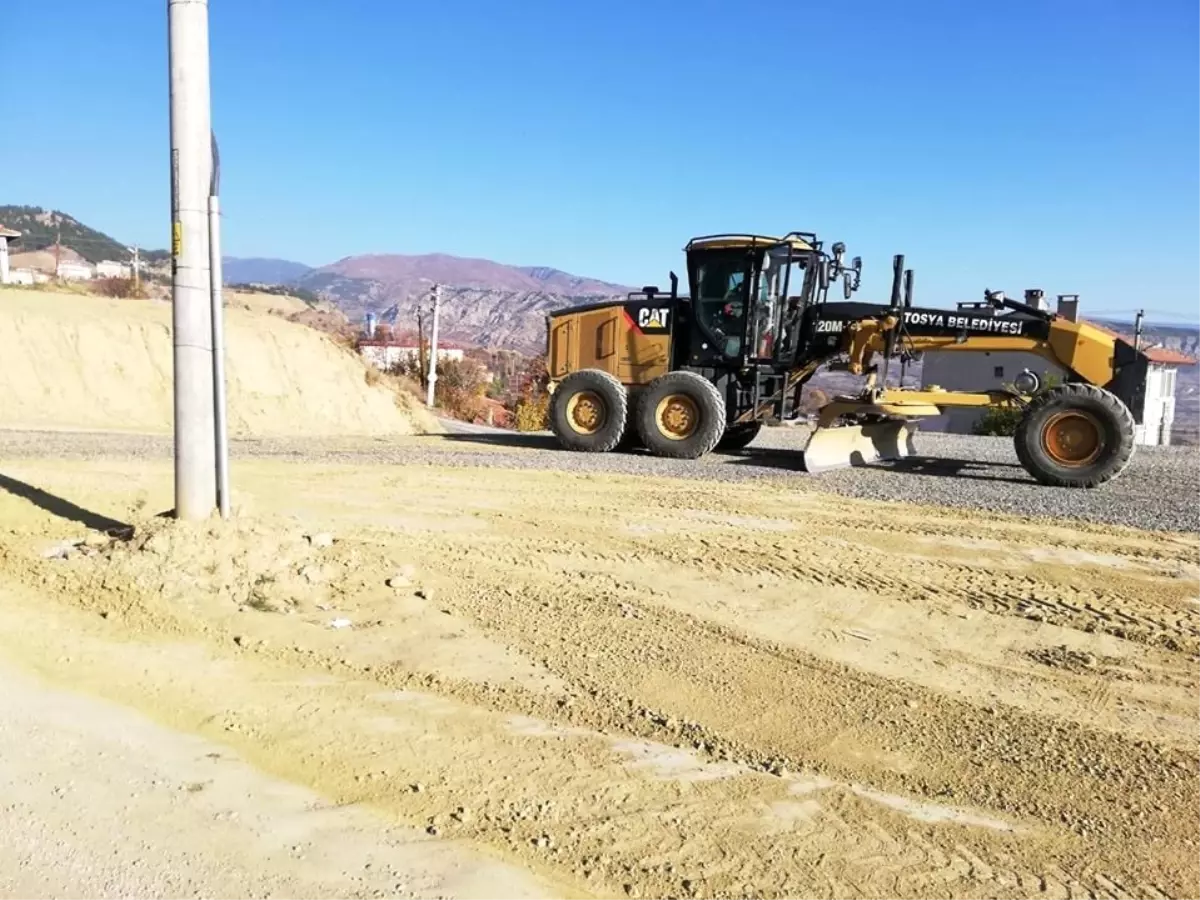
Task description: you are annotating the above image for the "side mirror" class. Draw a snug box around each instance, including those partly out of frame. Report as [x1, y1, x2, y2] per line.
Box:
[843, 272, 853, 299]
[819, 260, 830, 291]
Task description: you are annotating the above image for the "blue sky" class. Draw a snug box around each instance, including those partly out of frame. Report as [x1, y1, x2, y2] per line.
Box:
[2, 0, 1197, 318]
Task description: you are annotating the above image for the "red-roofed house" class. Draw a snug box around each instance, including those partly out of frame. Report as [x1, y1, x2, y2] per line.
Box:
[921, 295, 1196, 446]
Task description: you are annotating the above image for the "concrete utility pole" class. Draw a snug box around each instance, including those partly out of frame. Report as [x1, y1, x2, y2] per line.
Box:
[168, 0, 217, 520]
[131, 245, 141, 290]
[425, 284, 441, 408]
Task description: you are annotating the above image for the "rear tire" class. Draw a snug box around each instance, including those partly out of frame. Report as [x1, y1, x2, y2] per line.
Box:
[1013, 383, 1135, 487]
[636, 371, 726, 459]
[549, 369, 628, 452]
[716, 421, 762, 452]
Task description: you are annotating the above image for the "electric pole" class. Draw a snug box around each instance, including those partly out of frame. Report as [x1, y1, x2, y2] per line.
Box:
[416, 304, 427, 389]
[132, 245, 141, 290]
[426, 284, 441, 408]
[53, 218, 61, 279]
[168, 0, 217, 520]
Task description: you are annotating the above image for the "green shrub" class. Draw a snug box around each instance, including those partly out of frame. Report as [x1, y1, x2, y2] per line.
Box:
[514, 394, 549, 431]
[972, 373, 1061, 437]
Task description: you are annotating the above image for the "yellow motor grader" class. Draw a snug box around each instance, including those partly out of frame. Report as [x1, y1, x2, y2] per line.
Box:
[543, 232, 1149, 488]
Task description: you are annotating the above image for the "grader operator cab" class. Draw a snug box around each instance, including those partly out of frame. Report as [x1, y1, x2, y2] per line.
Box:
[544, 232, 1148, 488]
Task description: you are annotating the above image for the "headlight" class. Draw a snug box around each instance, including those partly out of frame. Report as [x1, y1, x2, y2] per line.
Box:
[1014, 369, 1041, 395]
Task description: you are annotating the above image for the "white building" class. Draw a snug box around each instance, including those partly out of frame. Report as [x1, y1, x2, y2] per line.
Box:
[6, 268, 37, 285]
[920, 298, 1195, 447]
[0, 224, 19, 284]
[359, 341, 465, 371]
[94, 259, 132, 279]
[56, 261, 94, 281]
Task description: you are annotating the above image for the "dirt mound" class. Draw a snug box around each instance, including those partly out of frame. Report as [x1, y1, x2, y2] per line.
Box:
[0, 287, 439, 437]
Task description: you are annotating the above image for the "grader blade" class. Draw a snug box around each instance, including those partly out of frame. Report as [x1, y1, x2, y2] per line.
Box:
[802, 420, 919, 474]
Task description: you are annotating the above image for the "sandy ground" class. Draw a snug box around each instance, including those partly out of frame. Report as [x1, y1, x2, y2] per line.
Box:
[0, 660, 555, 900]
[0, 287, 438, 437]
[0, 454, 1196, 899]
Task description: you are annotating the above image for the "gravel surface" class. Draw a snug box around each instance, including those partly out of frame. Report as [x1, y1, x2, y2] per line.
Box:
[0, 425, 1196, 532]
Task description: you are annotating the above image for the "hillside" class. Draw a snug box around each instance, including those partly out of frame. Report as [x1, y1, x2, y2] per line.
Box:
[296, 253, 632, 353]
[0, 205, 138, 264]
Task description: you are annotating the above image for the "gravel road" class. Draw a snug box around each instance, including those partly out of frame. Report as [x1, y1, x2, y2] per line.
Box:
[0, 424, 1195, 532]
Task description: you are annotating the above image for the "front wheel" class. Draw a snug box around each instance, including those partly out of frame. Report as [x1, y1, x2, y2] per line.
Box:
[635, 371, 726, 459]
[1013, 383, 1135, 487]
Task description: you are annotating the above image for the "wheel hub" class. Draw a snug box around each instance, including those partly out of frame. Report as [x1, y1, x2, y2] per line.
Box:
[566, 390, 605, 435]
[656, 393, 699, 440]
[1041, 410, 1103, 466]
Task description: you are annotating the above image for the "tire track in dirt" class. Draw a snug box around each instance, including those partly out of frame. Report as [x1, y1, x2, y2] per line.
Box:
[544, 527, 1200, 656]
[400, 542, 1199, 899]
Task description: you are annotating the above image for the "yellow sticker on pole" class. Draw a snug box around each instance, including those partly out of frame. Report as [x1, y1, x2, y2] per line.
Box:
[172, 222, 182, 257]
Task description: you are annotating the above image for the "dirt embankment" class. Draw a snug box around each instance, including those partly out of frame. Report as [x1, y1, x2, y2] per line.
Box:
[0, 287, 438, 437]
[0, 457, 1196, 900]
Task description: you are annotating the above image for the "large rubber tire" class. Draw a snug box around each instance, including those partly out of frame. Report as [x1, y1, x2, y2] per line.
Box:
[549, 369, 628, 453]
[1013, 383, 1135, 488]
[716, 421, 762, 453]
[635, 371, 726, 459]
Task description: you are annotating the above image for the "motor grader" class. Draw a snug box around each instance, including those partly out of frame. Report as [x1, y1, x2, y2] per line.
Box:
[543, 231, 1148, 487]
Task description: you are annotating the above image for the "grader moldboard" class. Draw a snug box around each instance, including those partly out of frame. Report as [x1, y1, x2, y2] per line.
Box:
[543, 232, 1150, 488]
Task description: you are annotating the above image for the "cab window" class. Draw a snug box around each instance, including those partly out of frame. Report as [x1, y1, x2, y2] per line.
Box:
[695, 255, 746, 358]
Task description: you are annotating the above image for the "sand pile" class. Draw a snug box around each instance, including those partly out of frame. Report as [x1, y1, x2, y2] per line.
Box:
[0, 287, 438, 437]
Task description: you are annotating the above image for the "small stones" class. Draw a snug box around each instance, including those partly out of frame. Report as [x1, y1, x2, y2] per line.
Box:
[306, 532, 334, 548]
[410, 782, 424, 793]
[42, 539, 82, 560]
[299, 564, 326, 584]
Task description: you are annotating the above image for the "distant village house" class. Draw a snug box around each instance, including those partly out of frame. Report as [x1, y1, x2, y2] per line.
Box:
[0, 224, 19, 284]
[358, 336, 466, 371]
[94, 259, 132, 279]
[54, 261, 94, 281]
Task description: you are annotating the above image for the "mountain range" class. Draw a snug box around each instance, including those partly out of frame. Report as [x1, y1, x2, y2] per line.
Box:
[228, 252, 633, 352]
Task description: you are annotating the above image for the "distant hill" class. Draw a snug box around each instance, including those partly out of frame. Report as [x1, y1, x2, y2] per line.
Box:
[0, 205, 136, 264]
[295, 253, 633, 353]
[222, 257, 312, 285]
